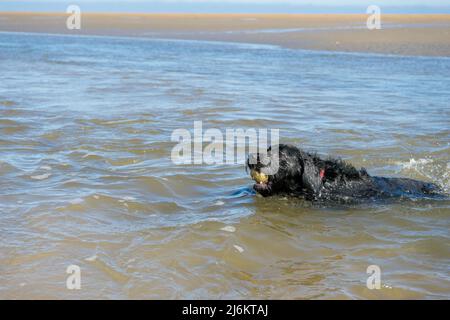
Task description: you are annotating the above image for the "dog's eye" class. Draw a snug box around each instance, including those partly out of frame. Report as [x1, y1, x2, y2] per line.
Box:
[258, 153, 270, 166]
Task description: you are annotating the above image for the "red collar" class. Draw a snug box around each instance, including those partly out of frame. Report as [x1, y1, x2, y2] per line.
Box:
[319, 169, 325, 180]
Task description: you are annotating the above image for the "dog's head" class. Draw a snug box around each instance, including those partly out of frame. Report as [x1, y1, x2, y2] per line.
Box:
[246, 144, 323, 197]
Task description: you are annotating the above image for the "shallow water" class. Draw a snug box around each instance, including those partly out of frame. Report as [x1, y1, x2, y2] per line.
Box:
[0, 32, 449, 299]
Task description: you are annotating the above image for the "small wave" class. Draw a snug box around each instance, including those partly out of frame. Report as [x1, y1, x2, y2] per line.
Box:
[84, 255, 130, 284]
[0, 161, 18, 175]
[80, 118, 155, 127]
[229, 187, 255, 198]
[0, 100, 17, 107]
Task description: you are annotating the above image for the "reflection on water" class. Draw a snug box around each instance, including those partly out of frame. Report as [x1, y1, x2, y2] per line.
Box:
[0, 32, 449, 299]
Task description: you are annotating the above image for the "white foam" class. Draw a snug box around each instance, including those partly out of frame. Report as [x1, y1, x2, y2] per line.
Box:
[398, 158, 432, 170]
[221, 226, 236, 233]
[69, 198, 84, 205]
[85, 255, 97, 262]
[31, 173, 51, 180]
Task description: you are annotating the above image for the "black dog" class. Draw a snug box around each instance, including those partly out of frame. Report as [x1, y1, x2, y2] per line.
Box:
[247, 144, 442, 202]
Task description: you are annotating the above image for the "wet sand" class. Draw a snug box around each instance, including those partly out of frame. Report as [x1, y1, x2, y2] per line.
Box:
[1, 12, 450, 56]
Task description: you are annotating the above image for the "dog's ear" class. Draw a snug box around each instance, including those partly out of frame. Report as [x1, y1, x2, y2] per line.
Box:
[301, 158, 322, 195]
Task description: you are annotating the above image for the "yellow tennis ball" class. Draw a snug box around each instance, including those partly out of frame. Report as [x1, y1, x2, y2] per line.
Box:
[251, 170, 269, 184]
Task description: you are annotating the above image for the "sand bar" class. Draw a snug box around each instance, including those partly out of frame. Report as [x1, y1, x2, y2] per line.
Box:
[1, 12, 450, 56]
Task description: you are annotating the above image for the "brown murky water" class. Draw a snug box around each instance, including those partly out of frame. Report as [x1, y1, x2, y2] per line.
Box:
[1, 32, 449, 299]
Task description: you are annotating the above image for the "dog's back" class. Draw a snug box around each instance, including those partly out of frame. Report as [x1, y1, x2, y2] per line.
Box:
[371, 176, 441, 198]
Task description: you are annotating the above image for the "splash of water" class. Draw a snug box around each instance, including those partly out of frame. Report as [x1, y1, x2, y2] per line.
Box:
[397, 158, 450, 194]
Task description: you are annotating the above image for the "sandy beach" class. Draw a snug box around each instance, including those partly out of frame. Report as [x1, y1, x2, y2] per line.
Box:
[1, 12, 450, 56]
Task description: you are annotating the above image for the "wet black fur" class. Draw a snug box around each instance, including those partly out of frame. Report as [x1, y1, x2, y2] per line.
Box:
[247, 144, 442, 202]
